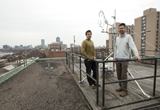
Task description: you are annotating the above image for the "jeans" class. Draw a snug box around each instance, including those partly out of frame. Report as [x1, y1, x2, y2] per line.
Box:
[84, 60, 97, 86]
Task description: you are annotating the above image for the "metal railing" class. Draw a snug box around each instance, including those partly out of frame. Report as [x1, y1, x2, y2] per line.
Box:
[66, 51, 160, 108]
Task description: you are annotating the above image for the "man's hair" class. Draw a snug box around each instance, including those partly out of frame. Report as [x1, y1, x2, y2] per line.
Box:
[85, 30, 92, 35]
[118, 23, 126, 28]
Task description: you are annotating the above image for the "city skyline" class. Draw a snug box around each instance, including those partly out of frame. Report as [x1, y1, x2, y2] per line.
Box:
[0, 0, 160, 48]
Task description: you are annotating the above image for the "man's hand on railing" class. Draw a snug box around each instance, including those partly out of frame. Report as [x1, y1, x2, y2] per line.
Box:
[135, 56, 141, 61]
[113, 58, 116, 60]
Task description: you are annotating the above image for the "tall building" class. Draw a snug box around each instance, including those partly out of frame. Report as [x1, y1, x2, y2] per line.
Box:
[106, 40, 109, 53]
[134, 8, 160, 57]
[56, 37, 60, 43]
[41, 39, 45, 49]
[109, 22, 134, 52]
[60, 41, 63, 46]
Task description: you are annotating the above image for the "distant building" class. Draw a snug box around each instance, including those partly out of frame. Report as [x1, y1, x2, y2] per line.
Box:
[35, 45, 41, 50]
[41, 39, 45, 49]
[62, 44, 67, 51]
[106, 40, 109, 52]
[60, 41, 63, 45]
[56, 37, 60, 43]
[134, 8, 160, 57]
[49, 42, 61, 51]
[3, 45, 11, 50]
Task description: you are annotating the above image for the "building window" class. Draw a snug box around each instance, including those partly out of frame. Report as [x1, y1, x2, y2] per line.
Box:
[142, 16, 146, 20]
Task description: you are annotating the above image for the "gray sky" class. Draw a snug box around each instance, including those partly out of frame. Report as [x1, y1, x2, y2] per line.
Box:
[0, 0, 160, 48]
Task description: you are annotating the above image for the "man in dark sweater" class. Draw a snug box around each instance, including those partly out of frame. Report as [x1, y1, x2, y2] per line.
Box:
[81, 30, 97, 89]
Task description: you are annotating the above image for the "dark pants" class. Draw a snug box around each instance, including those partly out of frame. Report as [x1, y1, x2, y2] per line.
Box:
[116, 61, 129, 92]
[84, 60, 97, 86]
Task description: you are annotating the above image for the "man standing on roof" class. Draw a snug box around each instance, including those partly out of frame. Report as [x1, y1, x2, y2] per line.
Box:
[81, 30, 97, 89]
[114, 23, 141, 97]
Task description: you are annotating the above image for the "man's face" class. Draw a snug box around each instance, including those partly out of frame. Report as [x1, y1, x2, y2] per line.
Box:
[119, 25, 126, 35]
[86, 32, 92, 39]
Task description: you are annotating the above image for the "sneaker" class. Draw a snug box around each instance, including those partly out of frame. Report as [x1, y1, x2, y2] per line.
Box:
[90, 84, 96, 89]
[120, 91, 128, 97]
[116, 88, 122, 92]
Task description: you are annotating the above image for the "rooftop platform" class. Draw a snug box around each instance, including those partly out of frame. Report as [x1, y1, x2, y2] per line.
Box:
[66, 59, 160, 110]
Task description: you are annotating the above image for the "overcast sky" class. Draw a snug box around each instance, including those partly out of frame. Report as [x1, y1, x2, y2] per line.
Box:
[0, 0, 160, 48]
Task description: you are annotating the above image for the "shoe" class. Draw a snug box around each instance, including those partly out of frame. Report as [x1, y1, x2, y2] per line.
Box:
[94, 83, 101, 87]
[120, 91, 128, 97]
[116, 88, 122, 92]
[90, 84, 96, 89]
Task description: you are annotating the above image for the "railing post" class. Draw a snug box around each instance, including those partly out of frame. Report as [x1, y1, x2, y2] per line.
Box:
[102, 62, 105, 106]
[80, 56, 82, 82]
[72, 48, 74, 73]
[66, 52, 68, 64]
[96, 61, 99, 105]
[153, 58, 157, 96]
[68, 51, 71, 68]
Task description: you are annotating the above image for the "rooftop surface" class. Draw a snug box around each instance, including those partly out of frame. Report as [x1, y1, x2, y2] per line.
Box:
[0, 60, 90, 110]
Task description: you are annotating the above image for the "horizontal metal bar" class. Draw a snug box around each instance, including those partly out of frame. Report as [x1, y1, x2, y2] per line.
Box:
[66, 52, 159, 63]
[105, 75, 160, 84]
[98, 58, 159, 63]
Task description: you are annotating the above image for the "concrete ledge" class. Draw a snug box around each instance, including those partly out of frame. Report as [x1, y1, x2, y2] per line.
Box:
[0, 58, 67, 84]
[36, 57, 66, 61]
[0, 59, 36, 84]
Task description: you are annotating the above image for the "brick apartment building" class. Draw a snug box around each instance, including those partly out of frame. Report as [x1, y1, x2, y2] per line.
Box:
[134, 8, 160, 57]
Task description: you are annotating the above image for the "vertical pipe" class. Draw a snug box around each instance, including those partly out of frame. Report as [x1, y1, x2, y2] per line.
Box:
[80, 56, 82, 82]
[113, 9, 116, 72]
[153, 58, 157, 96]
[96, 62, 99, 105]
[102, 62, 105, 106]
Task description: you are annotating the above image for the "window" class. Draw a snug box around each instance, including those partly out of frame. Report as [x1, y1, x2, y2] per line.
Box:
[142, 17, 146, 20]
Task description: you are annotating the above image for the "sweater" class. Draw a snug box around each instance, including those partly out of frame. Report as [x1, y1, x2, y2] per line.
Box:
[114, 33, 139, 59]
[81, 39, 96, 59]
